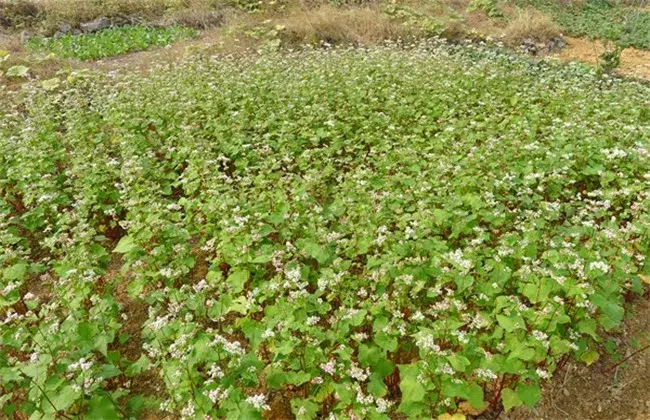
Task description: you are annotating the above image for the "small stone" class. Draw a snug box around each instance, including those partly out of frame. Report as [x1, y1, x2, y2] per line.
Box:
[562, 388, 570, 397]
[520, 38, 538, 55]
[58, 23, 72, 34]
[544, 36, 568, 54]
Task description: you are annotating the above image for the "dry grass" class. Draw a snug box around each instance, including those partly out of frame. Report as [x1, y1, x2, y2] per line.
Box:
[0, 0, 230, 32]
[35, 0, 175, 23]
[167, 8, 224, 29]
[502, 7, 561, 45]
[278, 5, 414, 46]
[0, 33, 24, 52]
[0, 0, 41, 28]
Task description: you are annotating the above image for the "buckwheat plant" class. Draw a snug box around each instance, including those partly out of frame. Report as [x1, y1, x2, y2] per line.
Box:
[1, 39, 649, 418]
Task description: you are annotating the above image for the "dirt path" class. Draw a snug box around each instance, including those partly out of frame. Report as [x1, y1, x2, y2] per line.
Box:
[505, 296, 650, 420]
[551, 36, 650, 80]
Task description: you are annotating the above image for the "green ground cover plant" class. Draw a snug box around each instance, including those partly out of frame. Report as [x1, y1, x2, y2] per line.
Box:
[531, 0, 650, 49]
[26, 25, 198, 60]
[1, 41, 649, 418]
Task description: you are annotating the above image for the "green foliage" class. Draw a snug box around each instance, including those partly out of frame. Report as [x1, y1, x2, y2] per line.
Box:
[467, 0, 503, 18]
[5, 65, 29, 78]
[383, 3, 446, 36]
[597, 42, 623, 76]
[531, 0, 650, 49]
[1, 40, 649, 418]
[27, 25, 198, 61]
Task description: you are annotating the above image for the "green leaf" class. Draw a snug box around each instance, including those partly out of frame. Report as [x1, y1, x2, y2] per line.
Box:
[227, 269, 249, 293]
[467, 383, 484, 409]
[291, 398, 319, 419]
[98, 364, 121, 379]
[50, 385, 80, 411]
[516, 383, 541, 408]
[229, 296, 248, 314]
[0, 392, 13, 409]
[303, 241, 330, 265]
[87, 394, 120, 420]
[0, 367, 22, 382]
[577, 318, 598, 340]
[286, 371, 311, 386]
[113, 235, 137, 253]
[6, 65, 29, 77]
[580, 350, 600, 366]
[447, 354, 471, 372]
[501, 387, 523, 412]
[368, 373, 388, 397]
[591, 293, 623, 330]
[400, 376, 425, 403]
[3, 263, 27, 281]
[241, 318, 264, 349]
[496, 314, 525, 332]
[264, 366, 286, 389]
[125, 355, 150, 376]
[374, 331, 398, 352]
[522, 282, 551, 304]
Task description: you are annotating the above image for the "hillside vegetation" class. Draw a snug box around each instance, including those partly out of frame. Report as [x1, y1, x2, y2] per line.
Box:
[1, 40, 649, 419]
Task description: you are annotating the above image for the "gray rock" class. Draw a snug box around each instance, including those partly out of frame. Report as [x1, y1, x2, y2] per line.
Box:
[545, 36, 568, 53]
[80, 16, 110, 33]
[58, 23, 72, 34]
[520, 38, 538, 55]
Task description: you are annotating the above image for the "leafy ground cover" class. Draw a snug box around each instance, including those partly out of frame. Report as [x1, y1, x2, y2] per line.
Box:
[530, 0, 650, 49]
[1, 41, 650, 419]
[26, 25, 198, 60]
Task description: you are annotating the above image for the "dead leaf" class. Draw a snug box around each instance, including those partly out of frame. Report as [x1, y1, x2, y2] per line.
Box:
[459, 400, 489, 416]
[438, 413, 466, 420]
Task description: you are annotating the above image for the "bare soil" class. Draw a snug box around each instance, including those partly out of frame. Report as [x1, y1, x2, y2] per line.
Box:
[505, 296, 650, 420]
[550, 36, 650, 79]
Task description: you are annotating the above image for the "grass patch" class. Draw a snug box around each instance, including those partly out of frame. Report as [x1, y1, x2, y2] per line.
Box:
[1, 41, 649, 418]
[531, 0, 650, 49]
[26, 24, 198, 60]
